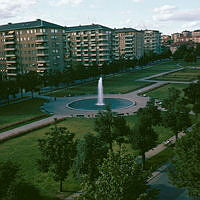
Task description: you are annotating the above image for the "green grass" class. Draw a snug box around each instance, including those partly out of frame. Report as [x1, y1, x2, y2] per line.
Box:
[0, 98, 48, 129]
[153, 68, 200, 82]
[0, 115, 174, 199]
[143, 83, 188, 100]
[47, 61, 183, 97]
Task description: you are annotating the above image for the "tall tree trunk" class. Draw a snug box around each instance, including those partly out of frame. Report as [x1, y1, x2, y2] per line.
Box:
[109, 142, 113, 152]
[142, 152, 146, 170]
[20, 88, 23, 98]
[60, 180, 63, 192]
[175, 132, 178, 141]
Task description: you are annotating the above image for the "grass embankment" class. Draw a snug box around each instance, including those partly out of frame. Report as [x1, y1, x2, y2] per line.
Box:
[0, 115, 174, 199]
[146, 147, 174, 171]
[47, 61, 182, 97]
[0, 98, 48, 131]
[153, 68, 200, 82]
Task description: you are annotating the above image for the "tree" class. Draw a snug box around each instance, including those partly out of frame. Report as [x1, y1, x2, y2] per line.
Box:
[0, 161, 41, 200]
[24, 71, 41, 98]
[38, 125, 76, 192]
[129, 114, 158, 169]
[137, 99, 162, 126]
[16, 74, 26, 98]
[129, 100, 160, 169]
[184, 78, 200, 118]
[95, 108, 130, 151]
[162, 87, 191, 140]
[169, 122, 200, 198]
[78, 147, 158, 200]
[73, 133, 108, 182]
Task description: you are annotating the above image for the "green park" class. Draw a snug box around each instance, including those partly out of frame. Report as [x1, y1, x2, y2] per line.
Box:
[1, 58, 200, 200]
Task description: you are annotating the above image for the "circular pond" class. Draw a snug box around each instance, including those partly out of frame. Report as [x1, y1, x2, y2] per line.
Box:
[67, 98, 135, 111]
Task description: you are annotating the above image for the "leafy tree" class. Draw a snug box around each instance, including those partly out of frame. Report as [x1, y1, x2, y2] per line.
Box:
[129, 100, 160, 169]
[162, 87, 191, 140]
[78, 147, 158, 200]
[24, 71, 41, 98]
[95, 108, 130, 151]
[184, 78, 200, 118]
[73, 133, 108, 182]
[169, 122, 200, 198]
[0, 80, 10, 103]
[38, 125, 76, 192]
[129, 114, 158, 169]
[16, 74, 26, 98]
[137, 99, 162, 126]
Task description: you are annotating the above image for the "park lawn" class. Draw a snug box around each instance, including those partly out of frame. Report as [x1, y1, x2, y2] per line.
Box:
[48, 61, 182, 97]
[143, 83, 188, 100]
[153, 68, 200, 82]
[0, 98, 48, 129]
[0, 115, 174, 199]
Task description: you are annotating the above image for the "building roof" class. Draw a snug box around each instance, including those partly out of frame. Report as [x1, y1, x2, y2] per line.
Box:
[65, 24, 113, 32]
[114, 28, 140, 33]
[0, 19, 64, 32]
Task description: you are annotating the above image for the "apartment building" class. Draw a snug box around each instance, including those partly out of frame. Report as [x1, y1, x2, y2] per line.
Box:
[65, 24, 115, 66]
[0, 19, 65, 79]
[114, 28, 144, 60]
[144, 30, 161, 54]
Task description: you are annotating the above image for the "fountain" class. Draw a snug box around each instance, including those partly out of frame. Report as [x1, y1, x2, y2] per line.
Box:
[96, 77, 104, 106]
[67, 76, 135, 111]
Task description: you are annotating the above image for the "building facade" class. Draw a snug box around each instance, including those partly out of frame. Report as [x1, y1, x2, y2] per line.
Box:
[144, 30, 161, 54]
[0, 19, 65, 79]
[65, 24, 115, 66]
[114, 28, 144, 60]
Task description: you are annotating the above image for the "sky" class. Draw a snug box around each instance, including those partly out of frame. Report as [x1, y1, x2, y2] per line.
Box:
[0, 0, 200, 35]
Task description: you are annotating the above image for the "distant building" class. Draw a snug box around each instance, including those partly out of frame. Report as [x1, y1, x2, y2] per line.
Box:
[114, 28, 144, 60]
[171, 33, 182, 43]
[144, 30, 161, 54]
[65, 24, 115, 66]
[0, 19, 66, 79]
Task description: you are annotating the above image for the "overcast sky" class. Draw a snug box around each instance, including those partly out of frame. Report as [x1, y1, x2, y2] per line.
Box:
[0, 0, 200, 35]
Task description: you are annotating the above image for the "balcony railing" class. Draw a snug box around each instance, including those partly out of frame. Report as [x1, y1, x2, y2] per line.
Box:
[6, 60, 17, 64]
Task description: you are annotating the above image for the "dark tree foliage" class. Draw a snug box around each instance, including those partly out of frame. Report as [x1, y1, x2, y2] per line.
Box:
[184, 77, 200, 117]
[129, 100, 160, 169]
[73, 133, 108, 182]
[38, 125, 76, 192]
[24, 71, 41, 98]
[169, 122, 200, 198]
[94, 108, 131, 151]
[78, 147, 158, 200]
[162, 87, 191, 140]
[0, 161, 42, 200]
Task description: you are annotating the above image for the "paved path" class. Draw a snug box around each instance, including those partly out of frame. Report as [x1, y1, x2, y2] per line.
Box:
[0, 115, 66, 141]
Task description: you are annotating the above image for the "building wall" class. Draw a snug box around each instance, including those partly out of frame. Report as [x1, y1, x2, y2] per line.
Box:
[66, 26, 115, 66]
[144, 30, 161, 54]
[0, 21, 66, 78]
[114, 29, 144, 60]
